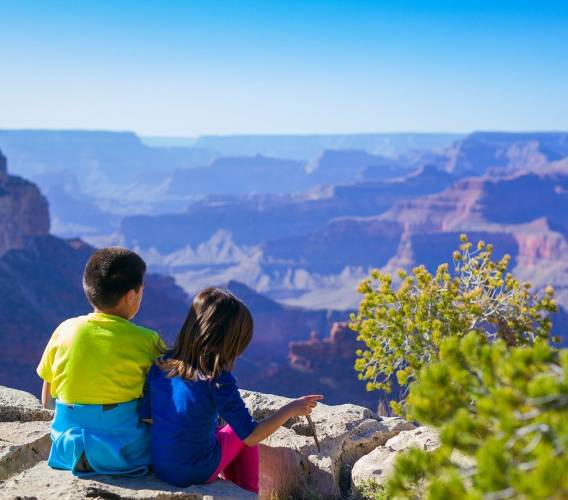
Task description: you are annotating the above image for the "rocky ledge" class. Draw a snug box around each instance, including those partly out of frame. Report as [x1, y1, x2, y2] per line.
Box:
[0, 385, 429, 499]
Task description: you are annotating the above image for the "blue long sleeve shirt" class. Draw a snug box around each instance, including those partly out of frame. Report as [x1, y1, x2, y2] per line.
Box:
[139, 363, 257, 487]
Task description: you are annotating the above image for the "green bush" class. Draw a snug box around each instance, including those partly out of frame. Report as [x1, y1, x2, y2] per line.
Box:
[385, 333, 568, 499]
[350, 235, 557, 412]
[355, 479, 387, 500]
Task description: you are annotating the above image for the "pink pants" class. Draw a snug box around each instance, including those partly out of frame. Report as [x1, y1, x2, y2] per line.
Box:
[207, 425, 259, 494]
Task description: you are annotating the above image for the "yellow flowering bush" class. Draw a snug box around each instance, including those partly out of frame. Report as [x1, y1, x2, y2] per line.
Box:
[350, 234, 557, 413]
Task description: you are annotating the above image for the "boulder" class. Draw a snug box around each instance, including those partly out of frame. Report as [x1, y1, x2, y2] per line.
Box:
[382, 426, 440, 453]
[0, 385, 53, 422]
[351, 427, 439, 489]
[0, 461, 255, 499]
[0, 421, 51, 480]
[241, 390, 415, 499]
[0, 386, 254, 498]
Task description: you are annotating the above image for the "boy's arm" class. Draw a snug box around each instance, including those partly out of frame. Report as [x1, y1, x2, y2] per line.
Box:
[37, 323, 62, 410]
[41, 381, 55, 410]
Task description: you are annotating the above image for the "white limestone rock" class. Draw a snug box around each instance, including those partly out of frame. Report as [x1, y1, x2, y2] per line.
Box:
[0, 461, 256, 500]
[0, 420, 51, 480]
[241, 390, 415, 499]
[383, 426, 440, 452]
[0, 385, 53, 422]
[351, 427, 440, 489]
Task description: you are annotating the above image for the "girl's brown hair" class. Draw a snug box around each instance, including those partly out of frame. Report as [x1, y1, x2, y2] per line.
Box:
[157, 287, 253, 380]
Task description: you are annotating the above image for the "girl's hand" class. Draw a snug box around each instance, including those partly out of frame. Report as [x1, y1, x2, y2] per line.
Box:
[284, 395, 324, 417]
[243, 394, 324, 446]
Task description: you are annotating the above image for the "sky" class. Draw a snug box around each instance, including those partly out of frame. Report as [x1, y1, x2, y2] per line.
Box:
[1, 0, 567, 136]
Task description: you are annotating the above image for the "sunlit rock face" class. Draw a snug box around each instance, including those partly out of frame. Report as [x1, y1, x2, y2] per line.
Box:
[0, 149, 50, 257]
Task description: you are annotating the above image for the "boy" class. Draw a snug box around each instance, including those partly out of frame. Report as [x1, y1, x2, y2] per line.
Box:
[37, 247, 164, 476]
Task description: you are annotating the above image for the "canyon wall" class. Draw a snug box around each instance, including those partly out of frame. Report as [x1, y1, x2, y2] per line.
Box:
[0, 150, 49, 256]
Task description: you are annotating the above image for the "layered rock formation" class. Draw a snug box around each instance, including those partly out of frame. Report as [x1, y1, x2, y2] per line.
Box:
[0, 149, 5, 183]
[120, 164, 455, 310]
[0, 130, 458, 239]
[190, 133, 461, 161]
[5, 130, 568, 315]
[169, 155, 309, 196]
[262, 218, 403, 274]
[0, 130, 208, 189]
[122, 164, 453, 255]
[224, 281, 345, 367]
[0, 130, 215, 238]
[240, 323, 382, 410]
[377, 166, 568, 323]
[440, 132, 568, 175]
[0, 384, 422, 499]
[0, 150, 49, 256]
[305, 149, 410, 184]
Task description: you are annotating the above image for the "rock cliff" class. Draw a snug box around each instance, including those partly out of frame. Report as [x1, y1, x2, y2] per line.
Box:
[0, 149, 50, 256]
[441, 132, 568, 175]
[0, 150, 6, 183]
[377, 166, 568, 322]
[241, 323, 383, 410]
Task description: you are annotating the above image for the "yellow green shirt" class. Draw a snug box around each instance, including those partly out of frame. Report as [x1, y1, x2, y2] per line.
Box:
[36, 313, 164, 404]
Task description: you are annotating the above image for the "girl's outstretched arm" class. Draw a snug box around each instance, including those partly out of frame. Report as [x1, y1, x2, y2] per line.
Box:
[243, 395, 323, 446]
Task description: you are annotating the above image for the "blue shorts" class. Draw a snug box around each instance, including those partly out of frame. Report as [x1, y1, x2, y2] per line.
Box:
[49, 399, 151, 477]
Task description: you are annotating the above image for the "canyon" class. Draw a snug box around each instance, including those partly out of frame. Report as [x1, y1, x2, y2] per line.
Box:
[1, 131, 568, 411]
[0, 149, 355, 404]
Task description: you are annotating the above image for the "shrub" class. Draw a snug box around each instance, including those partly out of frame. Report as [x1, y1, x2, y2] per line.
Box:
[350, 234, 557, 412]
[355, 479, 387, 500]
[385, 333, 568, 499]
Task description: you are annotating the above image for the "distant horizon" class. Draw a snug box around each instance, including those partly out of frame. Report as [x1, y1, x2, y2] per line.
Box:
[1, 128, 568, 140]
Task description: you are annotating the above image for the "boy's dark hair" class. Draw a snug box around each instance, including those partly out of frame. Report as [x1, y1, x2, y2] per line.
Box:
[158, 287, 253, 380]
[83, 247, 146, 309]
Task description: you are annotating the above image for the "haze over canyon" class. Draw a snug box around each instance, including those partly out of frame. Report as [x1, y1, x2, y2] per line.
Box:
[1, 130, 567, 410]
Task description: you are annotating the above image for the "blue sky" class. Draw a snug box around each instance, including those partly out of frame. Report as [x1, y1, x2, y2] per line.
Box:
[1, 0, 567, 135]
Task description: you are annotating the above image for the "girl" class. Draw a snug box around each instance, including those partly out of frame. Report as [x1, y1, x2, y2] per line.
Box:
[140, 287, 323, 494]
